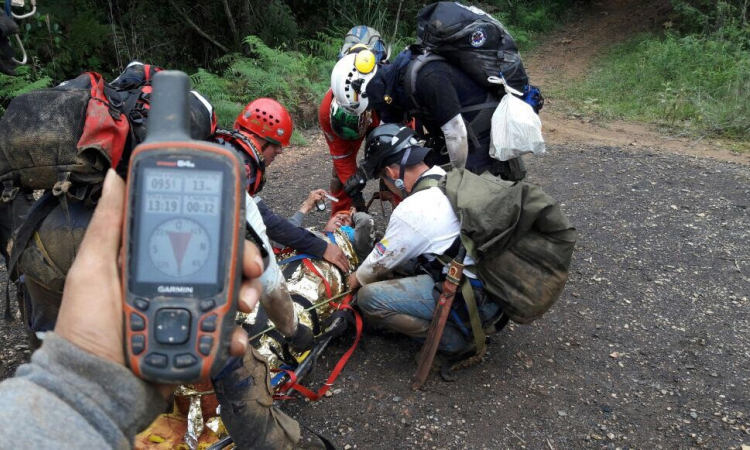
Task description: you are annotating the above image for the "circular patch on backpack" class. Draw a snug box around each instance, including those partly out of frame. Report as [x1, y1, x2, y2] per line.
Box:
[470, 29, 487, 48]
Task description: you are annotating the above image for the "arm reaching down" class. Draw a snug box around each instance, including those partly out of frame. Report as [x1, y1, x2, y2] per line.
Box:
[256, 198, 327, 257]
[440, 114, 468, 169]
[352, 211, 376, 261]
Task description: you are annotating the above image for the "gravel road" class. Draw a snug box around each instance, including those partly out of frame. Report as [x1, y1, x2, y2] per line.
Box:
[267, 138, 750, 449]
[1, 136, 748, 449]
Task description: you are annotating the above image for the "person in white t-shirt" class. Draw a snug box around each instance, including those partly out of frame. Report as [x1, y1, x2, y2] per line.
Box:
[347, 124, 502, 361]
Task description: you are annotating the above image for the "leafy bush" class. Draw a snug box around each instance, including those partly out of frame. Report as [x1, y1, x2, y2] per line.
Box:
[0, 66, 52, 117]
[568, 32, 750, 138]
[670, 0, 749, 42]
[191, 36, 333, 139]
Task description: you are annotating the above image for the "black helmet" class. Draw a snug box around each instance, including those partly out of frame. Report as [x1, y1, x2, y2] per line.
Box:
[362, 124, 430, 179]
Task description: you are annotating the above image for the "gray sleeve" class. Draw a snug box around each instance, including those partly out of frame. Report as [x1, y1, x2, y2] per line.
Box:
[352, 212, 376, 261]
[0, 333, 167, 449]
[287, 211, 306, 228]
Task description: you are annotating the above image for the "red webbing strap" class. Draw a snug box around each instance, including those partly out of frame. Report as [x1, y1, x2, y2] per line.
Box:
[276, 294, 362, 402]
[271, 368, 299, 401]
[302, 258, 332, 298]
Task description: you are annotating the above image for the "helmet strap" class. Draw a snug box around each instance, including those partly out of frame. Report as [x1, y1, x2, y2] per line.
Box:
[394, 147, 411, 197]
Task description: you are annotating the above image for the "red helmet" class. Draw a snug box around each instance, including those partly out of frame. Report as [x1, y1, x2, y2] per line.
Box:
[234, 98, 293, 147]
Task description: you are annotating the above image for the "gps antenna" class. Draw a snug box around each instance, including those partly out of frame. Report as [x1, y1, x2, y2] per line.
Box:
[144, 71, 192, 143]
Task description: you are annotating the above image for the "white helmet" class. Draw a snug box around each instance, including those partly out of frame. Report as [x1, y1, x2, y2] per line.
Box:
[331, 51, 378, 115]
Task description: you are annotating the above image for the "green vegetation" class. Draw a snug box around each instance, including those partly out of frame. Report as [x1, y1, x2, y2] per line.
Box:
[568, 0, 750, 140]
[0, 0, 581, 126]
[0, 66, 51, 116]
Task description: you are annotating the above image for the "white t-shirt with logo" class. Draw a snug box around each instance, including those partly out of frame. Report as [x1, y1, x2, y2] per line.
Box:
[356, 166, 474, 285]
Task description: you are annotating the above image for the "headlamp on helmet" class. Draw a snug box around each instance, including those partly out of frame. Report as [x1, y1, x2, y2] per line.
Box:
[331, 53, 377, 116]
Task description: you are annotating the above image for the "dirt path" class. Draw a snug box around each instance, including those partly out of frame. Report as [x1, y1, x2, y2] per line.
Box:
[524, 0, 750, 166]
[2, 1, 750, 448]
[271, 140, 750, 450]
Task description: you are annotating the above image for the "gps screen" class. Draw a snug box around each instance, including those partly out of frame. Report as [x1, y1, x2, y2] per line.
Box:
[134, 168, 223, 286]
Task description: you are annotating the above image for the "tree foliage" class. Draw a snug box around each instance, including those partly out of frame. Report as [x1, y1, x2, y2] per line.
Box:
[0, 0, 586, 121]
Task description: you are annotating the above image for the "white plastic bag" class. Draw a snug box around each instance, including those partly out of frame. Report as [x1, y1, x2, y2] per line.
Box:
[488, 76, 545, 161]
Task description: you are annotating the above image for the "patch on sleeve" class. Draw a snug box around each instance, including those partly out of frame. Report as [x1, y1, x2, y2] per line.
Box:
[374, 239, 389, 257]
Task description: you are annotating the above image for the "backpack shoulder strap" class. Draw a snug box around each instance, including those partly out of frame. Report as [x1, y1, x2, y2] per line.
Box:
[4, 192, 58, 320]
[411, 173, 444, 196]
[404, 53, 446, 114]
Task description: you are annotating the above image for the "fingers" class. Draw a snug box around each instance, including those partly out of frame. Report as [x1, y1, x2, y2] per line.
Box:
[229, 327, 248, 357]
[56, 169, 127, 366]
[310, 189, 328, 202]
[331, 250, 350, 272]
[75, 170, 125, 266]
[238, 279, 261, 313]
[347, 273, 361, 291]
[242, 240, 264, 280]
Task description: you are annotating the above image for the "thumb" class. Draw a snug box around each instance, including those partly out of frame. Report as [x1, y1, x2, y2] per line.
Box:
[75, 169, 126, 263]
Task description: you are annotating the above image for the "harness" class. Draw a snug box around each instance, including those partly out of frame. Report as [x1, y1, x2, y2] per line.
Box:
[213, 129, 266, 195]
[410, 173, 487, 357]
[269, 231, 363, 401]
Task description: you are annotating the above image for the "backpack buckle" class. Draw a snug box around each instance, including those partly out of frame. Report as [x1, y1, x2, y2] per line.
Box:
[1, 181, 19, 203]
[52, 172, 73, 197]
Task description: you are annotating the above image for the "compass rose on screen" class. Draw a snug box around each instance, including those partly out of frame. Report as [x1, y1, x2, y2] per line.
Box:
[148, 218, 210, 277]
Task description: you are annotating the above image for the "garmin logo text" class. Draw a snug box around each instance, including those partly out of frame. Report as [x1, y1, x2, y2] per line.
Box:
[177, 160, 195, 168]
[158, 286, 194, 294]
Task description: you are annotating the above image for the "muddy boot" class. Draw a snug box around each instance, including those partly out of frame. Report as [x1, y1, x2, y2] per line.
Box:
[483, 310, 509, 336]
[297, 427, 336, 449]
[213, 347, 301, 450]
[414, 340, 488, 382]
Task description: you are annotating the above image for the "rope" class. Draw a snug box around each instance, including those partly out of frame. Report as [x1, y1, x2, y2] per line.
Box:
[274, 294, 362, 401]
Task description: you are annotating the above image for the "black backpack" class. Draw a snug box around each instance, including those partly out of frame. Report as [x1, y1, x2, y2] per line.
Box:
[415, 2, 529, 94]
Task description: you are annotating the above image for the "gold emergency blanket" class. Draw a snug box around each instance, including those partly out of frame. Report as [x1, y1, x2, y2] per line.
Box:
[135, 229, 358, 450]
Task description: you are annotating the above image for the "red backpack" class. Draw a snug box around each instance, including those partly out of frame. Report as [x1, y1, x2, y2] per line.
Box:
[0, 64, 217, 202]
[0, 72, 129, 201]
[0, 65, 218, 323]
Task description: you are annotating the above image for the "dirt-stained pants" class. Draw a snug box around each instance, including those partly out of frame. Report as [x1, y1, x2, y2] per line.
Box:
[213, 346, 301, 449]
[357, 275, 500, 354]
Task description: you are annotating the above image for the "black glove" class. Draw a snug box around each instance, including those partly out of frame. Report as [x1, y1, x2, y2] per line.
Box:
[343, 167, 367, 198]
[0, 43, 17, 76]
[0, 16, 18, 77]
[351, 191, 365, 212]
[0, 16, 19, 38]
[288, 323, 314, 352]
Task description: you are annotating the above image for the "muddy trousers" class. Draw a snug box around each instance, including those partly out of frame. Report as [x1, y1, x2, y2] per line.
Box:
[213, 346, 301, 450]
[357, 275, 500, 354]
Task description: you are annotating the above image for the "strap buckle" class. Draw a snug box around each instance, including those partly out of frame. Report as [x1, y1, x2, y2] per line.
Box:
[1, 181, 19, 203]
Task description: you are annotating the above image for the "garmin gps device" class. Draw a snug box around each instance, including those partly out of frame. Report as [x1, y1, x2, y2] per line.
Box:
[122, 71, 245, 383]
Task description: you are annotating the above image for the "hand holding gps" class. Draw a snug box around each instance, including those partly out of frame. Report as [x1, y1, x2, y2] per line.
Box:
[122, 71, 245, 383]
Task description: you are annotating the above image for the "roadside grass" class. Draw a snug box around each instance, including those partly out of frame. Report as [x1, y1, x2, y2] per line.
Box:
[564, 32, 750, 150]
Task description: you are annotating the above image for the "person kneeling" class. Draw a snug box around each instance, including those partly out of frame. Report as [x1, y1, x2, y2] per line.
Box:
[347, 125, 505, 366]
